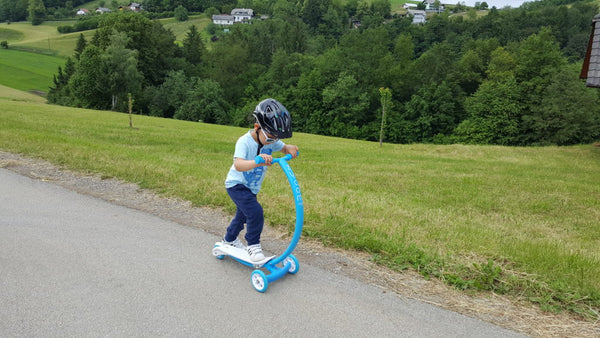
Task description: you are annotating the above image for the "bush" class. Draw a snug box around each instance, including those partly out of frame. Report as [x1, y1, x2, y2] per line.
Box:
[1, 41, 8, 49]
[57, 15, 101, 33]
[174, 5, 188, 21]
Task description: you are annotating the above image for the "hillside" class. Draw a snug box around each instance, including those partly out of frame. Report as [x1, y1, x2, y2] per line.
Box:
[1, 94, 599, 326]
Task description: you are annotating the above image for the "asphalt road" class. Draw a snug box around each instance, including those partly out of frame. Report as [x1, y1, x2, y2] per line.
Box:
[0, 168, 525, 337]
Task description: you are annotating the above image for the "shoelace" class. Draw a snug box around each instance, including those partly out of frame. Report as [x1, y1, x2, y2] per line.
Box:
[225, 238, 245, 249]
[247, 245, 263, 256]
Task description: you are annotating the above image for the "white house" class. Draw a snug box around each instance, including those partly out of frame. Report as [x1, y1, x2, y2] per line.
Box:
[128, 2, 142, 11]
[76, 8, 89, 15]
[408, 9, 427, 24]
[212, 14, 234, 26]
[95, 7, 111, 14]
[231, 8, 253, 22]
[119, 2, 142, 11]
[403, 3, 418, 9]
[423, 0, 444, 12]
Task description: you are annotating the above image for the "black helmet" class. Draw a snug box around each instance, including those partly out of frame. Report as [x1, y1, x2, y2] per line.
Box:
[253, 98, 292, 139]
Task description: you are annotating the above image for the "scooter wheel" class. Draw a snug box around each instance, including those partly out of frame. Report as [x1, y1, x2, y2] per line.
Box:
[284, 255, 299, 274]
[212, 246, 225, 260]
[251, 270, 268, 293]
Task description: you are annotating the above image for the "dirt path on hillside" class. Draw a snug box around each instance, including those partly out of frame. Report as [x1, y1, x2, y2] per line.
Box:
[1, 151, 597, 337]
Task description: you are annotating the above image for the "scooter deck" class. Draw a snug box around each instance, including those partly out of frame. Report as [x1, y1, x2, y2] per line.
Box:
[212, 242, 275, 267]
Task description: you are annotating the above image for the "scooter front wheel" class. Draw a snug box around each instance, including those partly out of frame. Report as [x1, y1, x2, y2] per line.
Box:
[251, 270, 268, 293]
[284, 255, 299, 274]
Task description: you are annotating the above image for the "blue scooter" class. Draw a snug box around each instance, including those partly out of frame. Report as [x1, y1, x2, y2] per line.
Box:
[212, 153, 303, 292]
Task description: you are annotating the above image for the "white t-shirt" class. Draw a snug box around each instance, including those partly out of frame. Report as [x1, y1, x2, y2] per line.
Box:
[225, 130, 285, 194]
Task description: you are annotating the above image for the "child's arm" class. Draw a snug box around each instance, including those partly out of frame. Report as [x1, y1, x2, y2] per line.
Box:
[282, 144, 299, 158]
[233, 155, 272, 171]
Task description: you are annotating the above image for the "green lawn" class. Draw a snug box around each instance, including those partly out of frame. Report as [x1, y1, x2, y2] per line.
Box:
[159, 15, 212, 45]
[0, 48, 65, 93]
[1, 97, 598, 319]
[0, 84, 47, 102]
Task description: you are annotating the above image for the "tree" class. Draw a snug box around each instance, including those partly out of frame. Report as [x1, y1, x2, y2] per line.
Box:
[27, 0, 45, 25]
[402, 81, 463, 143]
[0, 0, 30, 22]
[47, 57, 76, 105]
[522, 65, 600, 145]
[102, 30, 143, 111]
[93, 12, 181, 86]
[174, 78, 232, 124]
[321, 72, 370, 138]
[74, 33, 87, 60]
[454, 76, 523, 145]
[302, 0, 331, 31]
[69, 45, 109, 109]
[174, 5, 188, 21]
[289, 69, 326, 132]
[182, 25, 205, 66]
[203, 40, 251, 104]
[371, 0, 391, 19]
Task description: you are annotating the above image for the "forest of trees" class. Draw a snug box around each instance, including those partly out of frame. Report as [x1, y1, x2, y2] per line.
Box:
[7, 0, 599, 145]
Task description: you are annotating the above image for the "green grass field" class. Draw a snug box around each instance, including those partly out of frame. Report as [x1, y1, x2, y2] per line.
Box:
[159, 15, 212, 45]
[0, 21, 94, 57]
[1, 96, 598, 319]
[0, 15, 212, 94]
[0, 14, 212, 55]
[0, 48, 65, 93]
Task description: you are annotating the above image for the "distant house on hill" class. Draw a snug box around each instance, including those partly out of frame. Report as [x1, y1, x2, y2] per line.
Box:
[423, 0, 444, 12]
[231, 8, 253, 22]
[120, 3, 142, 12]
[212, 14, 234, 26]
[95, 7, 111, 14]
[408, 9, 426, 24]
[76, 8, 89, 16]
[212, 8, 255, 25]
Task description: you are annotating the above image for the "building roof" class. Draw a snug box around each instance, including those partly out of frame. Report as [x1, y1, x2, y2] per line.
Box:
[581, 14, 600, 88]
[231, 8, 253, 16]
[212, 15, 234, 21]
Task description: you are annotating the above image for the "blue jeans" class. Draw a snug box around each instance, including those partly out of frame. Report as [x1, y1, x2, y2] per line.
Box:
[225, 184, 264, 246]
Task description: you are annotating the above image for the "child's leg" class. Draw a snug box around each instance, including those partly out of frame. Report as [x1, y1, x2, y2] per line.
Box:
[224, 207, 246, 242]
[243, 201, 263, 246]
[226, 184, 264, 246]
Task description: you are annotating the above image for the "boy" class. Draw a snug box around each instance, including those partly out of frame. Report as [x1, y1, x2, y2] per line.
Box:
[223, 99, 299, 262]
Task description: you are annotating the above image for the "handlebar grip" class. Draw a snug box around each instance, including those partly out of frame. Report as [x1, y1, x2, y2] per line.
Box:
[254, 152, 299, 164]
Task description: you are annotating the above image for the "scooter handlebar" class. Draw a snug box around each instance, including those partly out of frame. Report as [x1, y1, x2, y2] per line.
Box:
[255, 152, 298, 164]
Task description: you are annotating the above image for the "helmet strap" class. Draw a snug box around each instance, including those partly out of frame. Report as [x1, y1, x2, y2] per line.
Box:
[255, 127, 264, 156]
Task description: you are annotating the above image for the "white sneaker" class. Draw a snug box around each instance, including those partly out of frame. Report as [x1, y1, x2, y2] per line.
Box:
[223, 237, 246, 249]
[247, 244, 265, 262]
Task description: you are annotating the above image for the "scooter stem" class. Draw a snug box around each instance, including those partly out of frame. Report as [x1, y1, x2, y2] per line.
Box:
[255, 153, 303, 265]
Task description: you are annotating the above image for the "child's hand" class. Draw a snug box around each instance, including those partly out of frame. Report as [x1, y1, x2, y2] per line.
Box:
[285, 145, 299, 158]
[258, 154, 273, 166]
